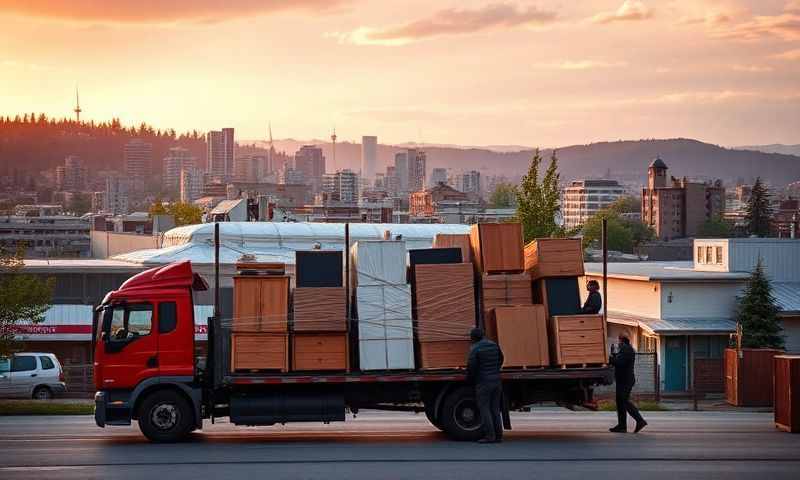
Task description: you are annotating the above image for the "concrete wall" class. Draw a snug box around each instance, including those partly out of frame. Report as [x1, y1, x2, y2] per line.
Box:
[582, 276, 661, 319]
[90, 230, 160, 259]
[660, 282, 743, 319]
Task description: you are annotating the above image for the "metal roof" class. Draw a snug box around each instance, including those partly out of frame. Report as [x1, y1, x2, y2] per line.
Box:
[585, 261, 750, 282]
[774, 282, 800, 313]
[210, 199, 244, 215]
[607, 311, 737, 334]
[21, 259, 147, 273]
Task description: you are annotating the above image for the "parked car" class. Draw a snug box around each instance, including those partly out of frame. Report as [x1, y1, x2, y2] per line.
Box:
[0, 353, 67, 399]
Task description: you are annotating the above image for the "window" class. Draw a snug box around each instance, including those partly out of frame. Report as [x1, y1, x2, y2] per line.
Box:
[11, 356, 37, 372]
[706, 246, 713, 263]
[697, 246, 704, 263]
[158, 302, 178, 334]
[39, 356, 55, 370]
[106, 303, 153, 342]
[715, 246, 723, 264]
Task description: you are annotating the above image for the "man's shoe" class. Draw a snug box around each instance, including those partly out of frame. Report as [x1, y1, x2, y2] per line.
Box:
[477, 438, 496, 444]
[609, 426, 627, 433]
[634, 421, 648, 433]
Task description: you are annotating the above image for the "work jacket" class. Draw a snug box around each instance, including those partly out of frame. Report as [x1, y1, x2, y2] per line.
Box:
[467, 338, 504, 386]
[610, 342, 636, 386]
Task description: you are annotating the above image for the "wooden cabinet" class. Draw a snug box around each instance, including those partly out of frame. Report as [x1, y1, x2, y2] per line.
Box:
[479, 273, 532, 322]
[775, 355, 800, 433]
[469, 223, 524, 274]
[417, 340, 471, 369]
[549, 314, 607, 367]
[292, 334, 348, 371]
[524, 238, 584, 280]
[232, 275, 289, 333]
[231, 334, 288, 371]
[293, 287, 347, 332]
[433, 233, 472, 264]
[486, 305, 549, 368]
[413, 263, 476, 341]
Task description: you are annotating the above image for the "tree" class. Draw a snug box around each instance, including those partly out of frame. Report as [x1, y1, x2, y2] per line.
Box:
[581, 212, 634, 253]
[736, 259, 784, 349]
[489, 182, 517, 208]
[149, 199, 167, 217]
[169, 202, 203, 226]
[608, 196, 640, 215]
[697, 216, 734, 238]
[0, 247, 54, 355]
[745, 177, 773, 237]
[515, 149, 561, 241]
[67, 193, 92, 216]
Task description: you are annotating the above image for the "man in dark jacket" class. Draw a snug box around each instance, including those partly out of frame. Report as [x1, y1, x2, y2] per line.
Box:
[466, 328, 504, 443]
[609, 334, 647, 433]
[582, 280, 602, 314]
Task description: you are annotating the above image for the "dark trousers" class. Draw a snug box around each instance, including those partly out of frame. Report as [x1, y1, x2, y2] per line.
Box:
[476, 383, 503, 441]
[616, 382, 645, 428]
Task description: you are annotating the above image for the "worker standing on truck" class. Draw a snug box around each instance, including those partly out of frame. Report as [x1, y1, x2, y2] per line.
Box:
[582, 280, 602, 314]
[609, 334, 647, 433]
[467, 327, 505, 444]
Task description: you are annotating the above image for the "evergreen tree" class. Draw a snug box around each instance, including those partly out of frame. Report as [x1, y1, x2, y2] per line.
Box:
[515, 149, 561, 241]
[736, 259, 784, 349]
[745, 177, 773, 237]
[0, 247, 54, 355]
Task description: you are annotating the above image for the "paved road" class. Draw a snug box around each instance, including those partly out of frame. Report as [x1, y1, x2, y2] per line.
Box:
[0, 410, 797, 479]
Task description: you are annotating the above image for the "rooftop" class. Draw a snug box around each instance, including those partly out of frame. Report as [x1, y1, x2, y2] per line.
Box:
[21, 259, 147, 273]
[608, 311, 737, 334]
[584, 261, 750, 281]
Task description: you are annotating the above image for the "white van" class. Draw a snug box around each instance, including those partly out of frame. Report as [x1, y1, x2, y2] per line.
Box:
[0, 353, 68, 399]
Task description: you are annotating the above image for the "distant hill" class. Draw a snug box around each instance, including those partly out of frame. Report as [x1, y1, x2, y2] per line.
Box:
[737, 144, 800, 156]
[261, 138, 800, 187]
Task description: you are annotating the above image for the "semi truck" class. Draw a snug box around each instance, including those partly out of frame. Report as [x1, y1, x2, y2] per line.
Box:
[93, 228, 613, 443]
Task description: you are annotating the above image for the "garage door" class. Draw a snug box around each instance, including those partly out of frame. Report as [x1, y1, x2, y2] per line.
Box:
[781, 317, 800, 353]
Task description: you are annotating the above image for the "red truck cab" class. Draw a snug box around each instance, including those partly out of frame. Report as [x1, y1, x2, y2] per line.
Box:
[93, 261, 206, 440]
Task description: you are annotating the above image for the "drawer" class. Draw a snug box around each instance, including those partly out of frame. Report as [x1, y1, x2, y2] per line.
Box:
[557, 344, 607, 365]
[555, 315, 604, 332]
[558, 329, 605, 346]
[292, 334, 347, 354]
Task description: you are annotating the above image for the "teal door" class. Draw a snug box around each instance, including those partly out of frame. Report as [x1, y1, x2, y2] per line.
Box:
[664, 336, 687, 392]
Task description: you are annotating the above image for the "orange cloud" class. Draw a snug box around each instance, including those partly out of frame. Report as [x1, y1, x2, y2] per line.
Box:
[0, 0, 345, 24]
[592, 1, 654, 24]
[333, 3, 557, 46]
[704, 2, 800, 41]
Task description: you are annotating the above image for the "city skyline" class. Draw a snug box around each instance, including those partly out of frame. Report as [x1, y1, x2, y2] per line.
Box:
[1, 0, 798, 148]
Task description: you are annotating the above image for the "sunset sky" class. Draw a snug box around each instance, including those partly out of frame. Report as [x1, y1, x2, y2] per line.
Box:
[1, 0, 798, 148]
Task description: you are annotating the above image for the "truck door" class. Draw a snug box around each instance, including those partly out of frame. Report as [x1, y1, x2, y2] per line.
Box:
[99, 303, 158, 390]
[155, 297, 195, 378]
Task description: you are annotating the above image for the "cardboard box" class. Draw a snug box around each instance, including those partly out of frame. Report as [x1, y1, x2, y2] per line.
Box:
[524, 238, 584, 279]
[469, 223, 524, 273]
[231, 333, 288, 371]
[549, 314, 606, 366]
[350, 240, 407, 287]
[433, 233, 472, 264]
[418, 340, 471, 369]
[487, 305, 549, 368]
[293, 287, 347, 332]
[233, 275, 289, 333]
[292, 333, 348, 371]
[413, 263, 476, 341]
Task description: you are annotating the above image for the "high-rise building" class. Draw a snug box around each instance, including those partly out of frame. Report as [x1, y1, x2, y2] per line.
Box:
[294, 145, 326, 192]
[455, 170, 481, 198]
[409, 149, 426, 193]
[394, 152, 409, 194]
[430, 168, 448, 187]
[124, 139, 153, 192]
[385, 165, 399, 197]
[361, 136, 377, 182]
[207, 128, 235, 176]
[642, 157, 725, 240]
[163, 147, 197, 192]
[322, 169, 359, 203]
[180, 167, 203, 203]
[562, 179, 626, 229]
[55, 155, 86, 192]
[91, 191, 105, 213]
[234, 154, 266, 182]
[281, 167, 305, 185]
[104, 175, 130, 215]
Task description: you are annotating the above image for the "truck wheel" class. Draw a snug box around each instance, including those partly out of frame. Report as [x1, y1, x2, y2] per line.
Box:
[439, 386, 484, 441]
[138, 390, 193, 443]
[424, 401, 444, 431]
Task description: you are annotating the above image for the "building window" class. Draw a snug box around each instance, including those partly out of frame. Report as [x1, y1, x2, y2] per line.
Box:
[715, 246, 723, 264]
[697, 246, 704, 263]
[706, 246, 713, 263]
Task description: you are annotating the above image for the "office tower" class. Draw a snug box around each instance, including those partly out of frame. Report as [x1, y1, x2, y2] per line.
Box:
[430, 168, 448, 187]
[455, 170, 481, 197]
[104, 175, 130, 215]
[562, 179, 626, 229]
[385, 165, 399, 197]
[408, 149, 426, 193]
[56, 155, 86, 192]
[322, 169, 359, 203]
[234, 154, 266, 182]
[124, 139, 153, 192]
[294, 145, 325, 192]
[163, 147, 197, 191]
[207, 128, 235, 176]
[361, 136, 377, 182]
[180, 167, 203, 203]
[394, 152, 409, 194]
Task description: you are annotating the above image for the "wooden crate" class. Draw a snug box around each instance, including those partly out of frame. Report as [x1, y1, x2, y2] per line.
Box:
[293, 287, 347, 332]
[231, 333, 288, 372]
[725, 348, 783, 407]
[524, 238, 584, 280]
[469, 223, 524, 274]
[479, 273, 532, 322]
[433, 233, 472, 264]
[775, 355, 800, 433]
[486, 305, 549, 368]
[418, 340, 471, 370]
[549, 314, 607, 367]
[232, 275, 289, 333]
[292, 333, 349, 371]
[413, 263, 476, 341]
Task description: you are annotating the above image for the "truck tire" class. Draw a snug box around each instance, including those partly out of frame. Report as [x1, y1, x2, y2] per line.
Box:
[439, 386, 484, 441]
[137, 390, 193, 443]
[424, 401, 444, 431]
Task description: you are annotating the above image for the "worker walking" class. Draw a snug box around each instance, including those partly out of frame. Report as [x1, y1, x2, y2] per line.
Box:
[582, 280, 602, 314]
[466, 327, 505, 443]
[609, 334, 647, 433]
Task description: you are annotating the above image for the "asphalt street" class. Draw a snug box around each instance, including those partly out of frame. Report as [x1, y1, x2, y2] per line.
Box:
[0, 410, 797, 479]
